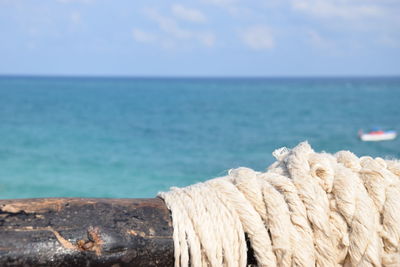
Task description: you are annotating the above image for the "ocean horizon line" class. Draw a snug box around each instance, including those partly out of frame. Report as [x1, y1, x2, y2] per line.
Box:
[1, 74, 400, 80]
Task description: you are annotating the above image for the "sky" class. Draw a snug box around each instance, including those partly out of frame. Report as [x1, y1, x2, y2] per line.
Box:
[0, 0, 399, 77]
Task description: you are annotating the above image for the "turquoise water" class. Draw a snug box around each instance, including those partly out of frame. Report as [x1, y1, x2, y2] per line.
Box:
[0, 76, 399, 199]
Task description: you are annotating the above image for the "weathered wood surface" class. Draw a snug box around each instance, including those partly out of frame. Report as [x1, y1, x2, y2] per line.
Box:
[0, 198, 174, 267]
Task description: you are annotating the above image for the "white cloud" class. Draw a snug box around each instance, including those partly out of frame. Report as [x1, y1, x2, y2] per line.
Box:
[307, 30, 334, 48]
[28, 27, 39, 36]
[172, 4, 207, 23]
[144, 8, 191, 39]
[57, 0, 93, 3]
[198, 32, 215, 47]
[377, 35, 400, 48]
[241, 25, 274, 50]
[132, 28, 157, 43]
[58, 0, 94, 3]
[202, 0, 237, 6]
[143, 8, 216, 47]
[201, 0, 251, 17]
[70, 11, 81, 24]
[291, 0, 400, 48]
[292, 0, 384, 19]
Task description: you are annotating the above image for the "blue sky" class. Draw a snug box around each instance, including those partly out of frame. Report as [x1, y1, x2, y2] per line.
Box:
[0, 0, 399, 76]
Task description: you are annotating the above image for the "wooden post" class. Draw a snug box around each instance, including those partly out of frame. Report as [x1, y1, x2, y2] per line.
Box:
[0, 198, 174, 267]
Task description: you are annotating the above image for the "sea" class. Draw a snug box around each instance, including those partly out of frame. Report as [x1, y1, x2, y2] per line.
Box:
[0, 76, 399, 199]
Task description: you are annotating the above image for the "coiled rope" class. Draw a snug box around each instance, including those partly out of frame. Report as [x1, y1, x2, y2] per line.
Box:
[158, 142, 400, 267]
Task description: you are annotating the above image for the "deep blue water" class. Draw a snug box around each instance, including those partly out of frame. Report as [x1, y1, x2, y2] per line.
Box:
[0, 76, 399, 198]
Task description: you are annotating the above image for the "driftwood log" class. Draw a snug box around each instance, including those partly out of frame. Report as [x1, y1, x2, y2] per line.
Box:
[0, 198, 256, 266]
[0, 198, 173, 266]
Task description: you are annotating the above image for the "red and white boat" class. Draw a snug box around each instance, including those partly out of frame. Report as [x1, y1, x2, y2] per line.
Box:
[359, 129, 397, 142]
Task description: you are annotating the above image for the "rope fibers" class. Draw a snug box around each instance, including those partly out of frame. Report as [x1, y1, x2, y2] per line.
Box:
[158, 142, 400, 267]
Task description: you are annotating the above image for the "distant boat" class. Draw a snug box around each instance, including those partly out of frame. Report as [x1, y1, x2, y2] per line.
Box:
[359, 128, 397, 141]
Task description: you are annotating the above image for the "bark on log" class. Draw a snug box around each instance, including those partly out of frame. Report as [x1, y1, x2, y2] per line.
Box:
[0, 198, 174, 267]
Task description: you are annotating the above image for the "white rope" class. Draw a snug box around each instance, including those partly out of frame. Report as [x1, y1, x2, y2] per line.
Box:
[158, 142, 400, 266]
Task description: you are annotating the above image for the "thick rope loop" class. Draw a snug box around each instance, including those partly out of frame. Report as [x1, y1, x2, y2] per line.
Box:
[159, 142, 400, 266]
